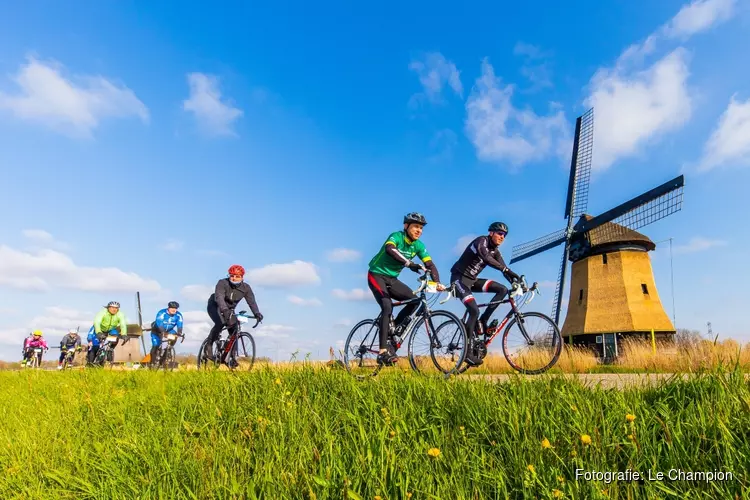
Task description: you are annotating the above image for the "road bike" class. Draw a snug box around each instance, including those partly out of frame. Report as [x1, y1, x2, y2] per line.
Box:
[197, 311, 259, 371]
[60, 346, 82, 369]
[443, 276, 562, 374]
[343, 271, 468, 378]
[90, 333, 128, 367]
[23, 347, 46, 368]
[150, 330, 185, 370]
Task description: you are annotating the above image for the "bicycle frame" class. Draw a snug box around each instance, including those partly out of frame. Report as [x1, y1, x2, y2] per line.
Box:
[216, 311, 260, 363]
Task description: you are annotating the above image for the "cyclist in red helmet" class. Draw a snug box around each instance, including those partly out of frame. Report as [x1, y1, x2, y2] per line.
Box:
[203, 265, 263, 360]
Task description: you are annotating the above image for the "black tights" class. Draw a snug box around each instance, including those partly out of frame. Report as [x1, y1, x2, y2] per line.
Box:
[451, 274, 508, 336]
[367, 272, 418, 350]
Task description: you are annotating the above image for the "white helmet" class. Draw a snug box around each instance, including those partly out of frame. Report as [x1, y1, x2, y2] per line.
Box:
[68, 328, 77, 334]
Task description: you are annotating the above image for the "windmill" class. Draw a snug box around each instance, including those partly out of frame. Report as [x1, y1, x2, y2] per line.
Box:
[509, 108, 685, 349]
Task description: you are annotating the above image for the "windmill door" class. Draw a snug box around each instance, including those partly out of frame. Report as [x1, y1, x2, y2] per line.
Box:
[601, 333, 618, 362]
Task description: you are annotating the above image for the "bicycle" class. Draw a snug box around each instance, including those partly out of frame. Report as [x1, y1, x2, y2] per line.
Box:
[147, 329, 185, 370]
[197, 310, 260, 371]
[23, 347, 46, 368]
[443, 276, 562, 374]
[343, 271, 468, 378]
[90, 333, 128, 367]
[60, 346, 83, 369]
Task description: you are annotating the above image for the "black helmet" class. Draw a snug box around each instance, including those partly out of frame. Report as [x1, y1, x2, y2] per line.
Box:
[403, 212, 427, 225]
[488, 222, 508, 234]
[167, 301, 180, 309]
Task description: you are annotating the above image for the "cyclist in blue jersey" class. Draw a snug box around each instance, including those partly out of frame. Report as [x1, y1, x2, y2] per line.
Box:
[149, 301, 184, 366]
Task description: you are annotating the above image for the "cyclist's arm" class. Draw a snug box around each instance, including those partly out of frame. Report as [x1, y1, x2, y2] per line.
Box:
[476, 238, 510, 273]
[93, 310, 105, 334]
[384, 241, 411, 266]
[214, 280, 230, 313]
[117, 312, 128, 336]
[243, 285, 261, 316]
[176, 312, 184, 335]
[416, 245, 440, 283]
[75, 335, 82, 348]
[154, 310, 167, 332]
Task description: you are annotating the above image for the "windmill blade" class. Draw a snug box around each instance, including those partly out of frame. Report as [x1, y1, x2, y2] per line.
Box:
[550, 243, 570, 326]
[563, 108, 594, 220]
[575, 175, 684, 244]
[510, 228, 567, 264]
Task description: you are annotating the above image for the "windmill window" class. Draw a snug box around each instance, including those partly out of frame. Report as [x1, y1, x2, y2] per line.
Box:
[578, 289, 584, 304]
[641, 284, 649, 295]
[602, 253, 608, 264]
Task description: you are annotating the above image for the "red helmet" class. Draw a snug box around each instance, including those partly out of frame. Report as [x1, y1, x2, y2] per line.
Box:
[228, 264, 245, 277]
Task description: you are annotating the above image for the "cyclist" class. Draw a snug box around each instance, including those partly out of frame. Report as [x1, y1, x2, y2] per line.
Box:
[58, 328, 82, 369]
[149, 301, 184, 366]
[89, 301, 128, 364]
[367, 212, 446, 366]
[21, 330, 48, 367]
[204, 265, 263, 361]
[450, 222, 522, 365]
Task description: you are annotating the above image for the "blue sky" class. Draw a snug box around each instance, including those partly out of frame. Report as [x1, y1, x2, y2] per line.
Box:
[1, 0, 749, 361]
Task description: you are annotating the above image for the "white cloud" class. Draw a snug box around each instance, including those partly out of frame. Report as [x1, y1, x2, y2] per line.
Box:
[0, 244, 160, 293]
[253, 324, 296, 338]
[247, 260, 320, 288]
[326, 248, 362, 263]
[180, 284, 214, 302]
[159, 239, 184, 252]
[409, 52, 463, 105]
[331, 288, 369, 301]
[0, 306, 97, 346]
[182, 73, 243, 136]
[287, 295, 323, 307]
[513, 42, 554, 91]
[22, 228, 70, 251]
[0, 56, 148, 137]
[663, 0, 736, 39]
[454, 234, 477, 255]
[673, 237, 727, 254]
[697, 95, 750, 171]
[464, 58, 570, 168]
[584, 48, 692, 170]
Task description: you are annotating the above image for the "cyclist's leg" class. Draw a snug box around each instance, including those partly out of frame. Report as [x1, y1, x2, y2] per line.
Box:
[367, 272, 394, 351]
[149, 331, 161, 365]
[388, 278, 419, 329]
[477, 279, 508, 329]
[206, 299, 224, 345]
[452, 274, 481, 336]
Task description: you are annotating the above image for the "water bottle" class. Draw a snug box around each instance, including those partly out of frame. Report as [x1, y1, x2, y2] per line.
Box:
[487, 319, 499, 335]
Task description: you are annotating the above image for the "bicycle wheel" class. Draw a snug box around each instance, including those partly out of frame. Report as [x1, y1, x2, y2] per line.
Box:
[502, 312, 562, 374]
[343, 319, 382, 378]
[229, 332, 256, 370]
[162, 346, 177, 371]
[197, 339, 216, 369]
[408, 310, 468, 375]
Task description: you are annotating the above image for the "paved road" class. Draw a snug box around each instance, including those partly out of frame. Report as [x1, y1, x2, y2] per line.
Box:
[467, 372, 750, 389]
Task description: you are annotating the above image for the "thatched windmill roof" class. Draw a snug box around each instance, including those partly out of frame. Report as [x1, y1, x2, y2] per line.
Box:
[580, 214, 656, 251]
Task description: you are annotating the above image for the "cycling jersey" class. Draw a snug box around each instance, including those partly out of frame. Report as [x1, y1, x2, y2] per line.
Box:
[24, 337, 48, 349]
[154, 308, 184, 334]
[60, 333, 81, 349]
[209, 279, 260, 316]
[451, 235, 513, 281]
[94, 309, 128, 336]
[368, 231, 438, 280]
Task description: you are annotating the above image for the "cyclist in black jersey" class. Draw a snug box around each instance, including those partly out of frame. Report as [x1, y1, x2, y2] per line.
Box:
[450, 222, 521, 364]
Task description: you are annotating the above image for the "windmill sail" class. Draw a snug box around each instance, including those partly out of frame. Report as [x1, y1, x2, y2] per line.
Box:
[510, 228, 567, 264]
[564, 108, 594, 221]
[576, 175, 684, 246]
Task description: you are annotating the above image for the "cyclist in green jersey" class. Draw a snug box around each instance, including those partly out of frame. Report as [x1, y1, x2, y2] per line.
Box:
[367, 212, 446, 366]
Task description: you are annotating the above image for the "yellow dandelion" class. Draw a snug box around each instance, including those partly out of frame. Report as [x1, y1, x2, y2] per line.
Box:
[287, 401, 293, 408]
[274, 378, 281, 385]
[374, 496, 382, 500]
[626, 413, 636, 423]
[580, 434, 592, 445]
[459, 426, 465, 431]
[285, 391, 291, 396]
[553, 489, 563, 498]
[266, 404, 272, 410]
[571, 405, 578, 412]
[602, 489, 609, 496]
[541, 438, 552, 449]
[526, 464, 535, 474]
[557, 476, 565, 484]
[427, 447, 441, 458]
[570, 450, 577, 457]
[627, 434, 634, 441]
[406, 494, 412, 499]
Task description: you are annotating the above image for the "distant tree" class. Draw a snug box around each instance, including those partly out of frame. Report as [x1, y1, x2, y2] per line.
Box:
[675, 328, 702, 348]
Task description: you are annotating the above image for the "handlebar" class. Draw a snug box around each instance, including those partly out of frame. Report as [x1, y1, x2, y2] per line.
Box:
[236, 310, 262, 329]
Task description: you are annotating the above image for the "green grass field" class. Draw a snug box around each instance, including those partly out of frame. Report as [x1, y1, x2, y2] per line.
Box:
[1, 367, 748, 499]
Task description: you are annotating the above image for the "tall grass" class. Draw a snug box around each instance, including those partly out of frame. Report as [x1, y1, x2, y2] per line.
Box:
[0, 367, 747, 498]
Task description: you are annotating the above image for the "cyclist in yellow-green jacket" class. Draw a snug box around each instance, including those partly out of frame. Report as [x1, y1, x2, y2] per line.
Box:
[87, 301, 128, 364]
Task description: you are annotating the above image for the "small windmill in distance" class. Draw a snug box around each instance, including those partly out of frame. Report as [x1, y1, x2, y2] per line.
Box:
[509, 108, 685, 354]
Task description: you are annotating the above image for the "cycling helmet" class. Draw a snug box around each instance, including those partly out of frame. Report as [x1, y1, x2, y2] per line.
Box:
[403, 212, 427, 225]
[68, 328, 77, 334]
[32, 330, 43, 337]
[167, 301, 180, 309]
[228, 264, 245, 277]
[107, 301, 120, 308]
[488, 222, 508, 234]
